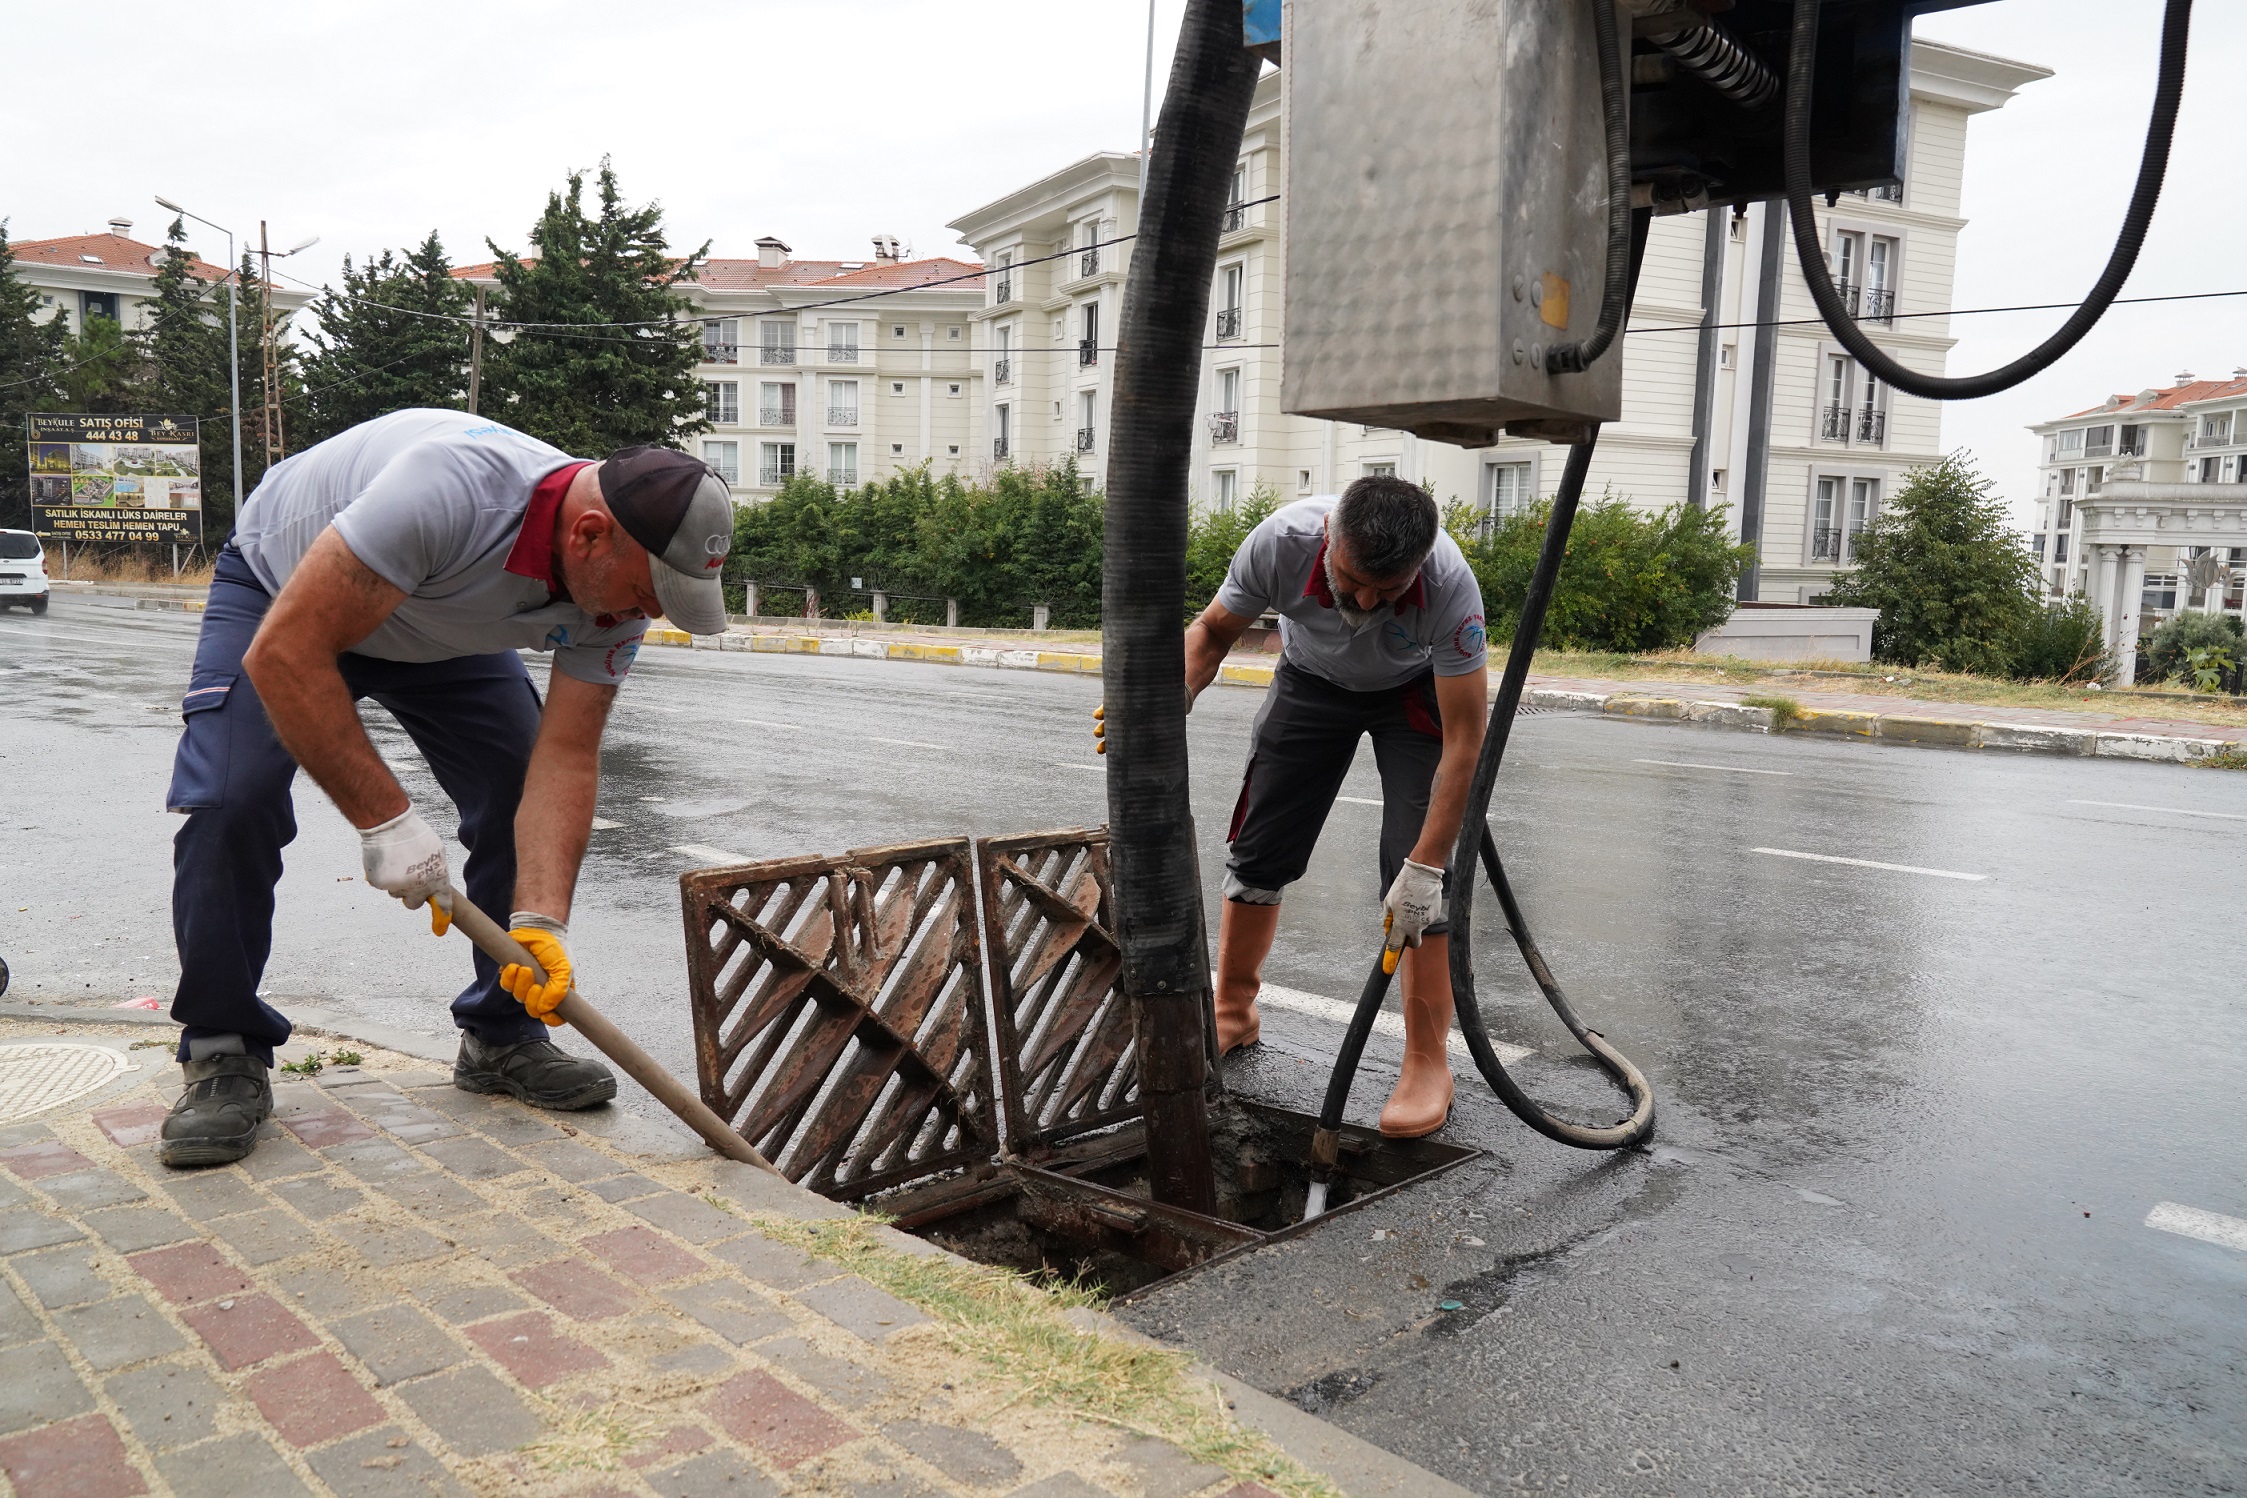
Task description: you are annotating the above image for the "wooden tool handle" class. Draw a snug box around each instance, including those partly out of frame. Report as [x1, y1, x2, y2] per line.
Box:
[443, 890, 781, 1177]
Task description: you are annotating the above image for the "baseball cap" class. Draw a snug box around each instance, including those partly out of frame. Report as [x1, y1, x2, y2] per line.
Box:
[597, 447, 735, 635]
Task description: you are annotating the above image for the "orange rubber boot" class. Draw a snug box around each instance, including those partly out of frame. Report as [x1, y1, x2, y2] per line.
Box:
[1213, 899, 1280, 1056]
[1379, 935, 1456, 1138]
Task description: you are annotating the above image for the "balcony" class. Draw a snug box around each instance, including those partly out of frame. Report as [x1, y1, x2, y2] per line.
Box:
[702, 342, 739, 365]
[1820, 404, 1849, 441]
[1856, 406, 1886, 444]
[1861, 287, 1894, 323]
[1079, 249, 1100, 277]
[758, 407, 794, 428]
[759, 345, 796, 366]
[1810, 526, 1842, 562]
[994, 278, 1014, 305]
[758, 466, 792, 486]
[1221, 202, 1245, 233]
[827, 407, 858, 427]
[827, 345, 860, 364]
[1208, 411, 1239, 444]
[993, 437, 1010, 460]
[1215, 307, 1243, 341]
[1078, 338, 1098, 368]
[1075, 427, 1095, 453]
[993, 357, 1011, 386]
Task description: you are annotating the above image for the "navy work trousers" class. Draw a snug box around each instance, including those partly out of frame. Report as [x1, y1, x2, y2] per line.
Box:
[167, 544, 547, 1065]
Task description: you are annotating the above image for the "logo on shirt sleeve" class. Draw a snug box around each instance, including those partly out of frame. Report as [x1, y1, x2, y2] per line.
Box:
[1454, 614, 1487, 659]
[603, 641, 640, 680]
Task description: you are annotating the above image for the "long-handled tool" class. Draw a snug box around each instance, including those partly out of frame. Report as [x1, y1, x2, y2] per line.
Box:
[437, 887, 781, 1176]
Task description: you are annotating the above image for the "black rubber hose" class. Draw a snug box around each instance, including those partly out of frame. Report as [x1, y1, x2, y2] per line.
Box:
[1312, 955, 1397, 1144]
[1103, 0, 1262, 1214]
[1547, 0, 1632, 376]
[1648, 17, 1779, 111]
[1783, 0, 2192, 401]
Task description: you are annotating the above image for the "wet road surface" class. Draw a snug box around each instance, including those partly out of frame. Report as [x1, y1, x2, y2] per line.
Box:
[3, 595, 2243, 1494]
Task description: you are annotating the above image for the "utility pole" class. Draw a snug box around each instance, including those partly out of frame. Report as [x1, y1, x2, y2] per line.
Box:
[258, 222, 283, 465]
[467, 285, 485, 415]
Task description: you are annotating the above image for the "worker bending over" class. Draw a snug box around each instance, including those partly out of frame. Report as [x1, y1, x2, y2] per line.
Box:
[1188, 476, 1488, 1137]
[160, 408, 735, 1167]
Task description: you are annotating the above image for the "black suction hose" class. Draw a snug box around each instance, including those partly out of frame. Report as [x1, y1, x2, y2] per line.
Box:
[1783, 0, 2192, 401]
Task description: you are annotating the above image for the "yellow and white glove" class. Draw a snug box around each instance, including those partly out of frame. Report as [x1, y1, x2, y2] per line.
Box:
[1381, 859, 1446, 962]
[360, 808, 452, 935]
[499, 913, 572, 1026]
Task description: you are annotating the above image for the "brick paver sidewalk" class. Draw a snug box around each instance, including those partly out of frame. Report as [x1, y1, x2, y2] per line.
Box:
[0, 1027, 1283, 1498]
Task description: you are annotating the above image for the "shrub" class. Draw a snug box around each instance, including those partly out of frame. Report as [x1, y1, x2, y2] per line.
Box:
[1185, 480, 1282, 613]
[1742, 692, 1803, 731]
[2142, 609, 2244, 685]
[1448, 491, 1754, 653]
[1822, 453, 2039, 675]
[2008, 591, 2113, 683]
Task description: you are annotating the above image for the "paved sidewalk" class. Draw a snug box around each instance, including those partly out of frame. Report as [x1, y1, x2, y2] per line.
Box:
[0, 1020, 1313, 1498]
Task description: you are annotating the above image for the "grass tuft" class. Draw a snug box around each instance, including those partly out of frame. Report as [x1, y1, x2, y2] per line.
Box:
[1740, 692, 1804, 731]
[745, 1213, 1342, 1498]
[2191, 745, 2247, 772]
[520, 1407, 647, 1472]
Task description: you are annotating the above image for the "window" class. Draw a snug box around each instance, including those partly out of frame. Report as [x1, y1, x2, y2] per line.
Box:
[759, 442, 795, 486]
[701, 318, 739, 364]
[1811, 476, 1878, 562]
[947, 383, 962, 397]
[892, 324, 907, 339]
[1077, 390, 1097, 453]
[1728, 211, 1746, 243]
[1831, 231, 1862, 312]
[1216, 264, 1244, 340]
[1298, 469, 1313, 494]
[890, 442, 903, 455]
[2142, 574, 2178, 612]
[2083, 424, 2114, 457]
[1078, 302, 1099, 366]
[1222, 165, 1247, 232]
[827, 380, 858, 426]
[2057, 428, 2085, 457]
[2054, 533, 2069, 564]
[1711, 468, 1727, 491]
[2202, 413, 2233, 444]
[760, 321, 795, 364]
[829, 442, 858, 488]
[1719, 343, 1735, 370]
[2057, 492, 2075, 530]
[994, 253, 1014, 304]
[1212, 469, 1238, 511]
[994, 323, 1012, 386]
[702, 440, 739, 484]
[1847, 478, 1877, 557]
[2119, 423, 2147, 456]
[2199, 457, 2221, 483]
[758, 382, 795, 426]
[891, 381, 905, 395]
[1862, 236, 1897, 321]
[2086, 466, 2103, 495]
[1211, 368, 1240, 443]
[704, 381, 739, 425]
[1821, 355, 1853, 441]
[827, 322, 860, 362]
[1483, 461, 1533, 519]
[2032, 533, 2047, 560]
[948, 326, 962, 340]
[1363, 461, 1397, 478]
[994, 404, 1011, 460]
[1077, 220, 1102, 277]
[947, 443, 960, 456]
[2058, 468, 2075, 496]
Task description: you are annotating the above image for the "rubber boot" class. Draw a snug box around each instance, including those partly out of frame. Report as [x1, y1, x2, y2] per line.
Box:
[1213, 899, 1281, 1056]
[1379, 936, 1456, 1138]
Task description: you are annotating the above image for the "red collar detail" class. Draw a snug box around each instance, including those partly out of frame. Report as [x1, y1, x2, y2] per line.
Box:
[505, 461, 593, 596]
[1301, 534, 1427, 615]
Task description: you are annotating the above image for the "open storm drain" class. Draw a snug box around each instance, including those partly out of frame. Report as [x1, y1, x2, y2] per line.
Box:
[680, 827, 1480, 1296]
[0, 1043, 135, 1125]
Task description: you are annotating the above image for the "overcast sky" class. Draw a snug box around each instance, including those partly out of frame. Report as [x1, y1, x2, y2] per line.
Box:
[5, 0, 2235, 527]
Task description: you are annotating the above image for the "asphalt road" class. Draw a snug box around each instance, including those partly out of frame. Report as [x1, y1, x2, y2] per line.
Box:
[3, 594, 2243, 1494]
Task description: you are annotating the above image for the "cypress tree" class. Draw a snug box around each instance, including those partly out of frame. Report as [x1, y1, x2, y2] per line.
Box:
[298, 231, 470, 445]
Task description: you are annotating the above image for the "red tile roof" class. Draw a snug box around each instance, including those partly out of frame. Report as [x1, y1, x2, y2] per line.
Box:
[452, 255, 984, 294]
[6, 232, 231, 283]
[2068, 377, 2247, 417]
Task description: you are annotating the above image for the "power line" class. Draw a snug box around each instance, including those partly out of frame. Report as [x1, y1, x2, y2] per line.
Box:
[1624, 287, 2247, 337]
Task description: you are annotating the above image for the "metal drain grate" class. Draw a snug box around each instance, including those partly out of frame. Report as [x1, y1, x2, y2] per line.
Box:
[0, 1044, 132, 1125]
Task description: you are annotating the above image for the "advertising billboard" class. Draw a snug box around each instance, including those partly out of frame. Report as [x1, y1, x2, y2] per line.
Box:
[28, 413, 204, 546]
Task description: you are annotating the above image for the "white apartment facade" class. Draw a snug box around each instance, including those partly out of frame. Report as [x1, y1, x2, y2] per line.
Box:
[8, 218, 311, 334]
[459, 238, 984, 503]
[949, 41, 2045, 602]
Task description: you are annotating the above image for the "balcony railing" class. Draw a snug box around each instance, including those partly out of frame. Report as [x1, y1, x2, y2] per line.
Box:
[993, 437, 1010, 460]
[1833, 281, 1860, 317]
[1856, 407, 1886, 445]
[1811, 526, 1843, 562]
[707, 402, 739, 426]
[1221, 202, 1245, 232]
[759, 344, 796, 365]
[994, 278, 1013, 304]
[758, 466, 792, 486]
[1075, 426, 1095, 453]
[828, 468, 858, 488]
[993, 357, 1011, 386]
[1208, 411, 1239, 444]
[1079, 249, 1100, 277]
[1820, 404, 1849, 441]
[758, 408, 793, 427]
[827, 407, 858, 427]
[1867, 182, 1903, 203]
[702, 342, 739, 365]
[1078, 339, 1098, 367]
[827, 345, 860, 364]
[1861, 287, 1894, 322]
[709, 465, 739, 485]
[1215, 307, 1242, 340]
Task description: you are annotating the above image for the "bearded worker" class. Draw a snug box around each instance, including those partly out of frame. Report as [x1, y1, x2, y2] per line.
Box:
[1185, 476, 1488, 1137]
[158, 408, 735, 1167]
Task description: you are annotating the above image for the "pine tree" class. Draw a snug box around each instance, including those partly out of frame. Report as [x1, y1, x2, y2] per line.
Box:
[482, 159, 710, 456]
[0, 225, 69, 527]
[297, 231, 470, 446]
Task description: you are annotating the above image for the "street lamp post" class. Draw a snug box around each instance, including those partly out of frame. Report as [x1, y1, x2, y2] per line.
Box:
[153, 196, 243, 525]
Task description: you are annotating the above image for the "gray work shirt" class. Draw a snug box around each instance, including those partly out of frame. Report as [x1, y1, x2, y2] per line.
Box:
[1214, 497, 1487, 691]
[231, 409, 648, 685]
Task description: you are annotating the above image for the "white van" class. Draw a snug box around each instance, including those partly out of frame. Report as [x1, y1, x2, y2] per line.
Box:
[0, 530, 50, 614]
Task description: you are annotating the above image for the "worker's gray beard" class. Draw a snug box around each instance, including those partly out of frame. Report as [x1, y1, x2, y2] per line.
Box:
[1327, 552, 1379, 630]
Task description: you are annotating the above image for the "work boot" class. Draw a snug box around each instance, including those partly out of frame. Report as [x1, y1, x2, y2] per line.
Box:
[454, 1032, 618, 1110]
[1379, 937, 1456, 1138]
[159, 1055, 272, 1169]
[1214, 899, 1281, 1055]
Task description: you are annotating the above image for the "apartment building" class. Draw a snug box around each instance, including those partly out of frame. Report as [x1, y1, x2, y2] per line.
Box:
[949, 40, 2044, 602]
[2029, 372, 2247, 623]
[458, 238, 984, 503]
[8, 218, 310, 332]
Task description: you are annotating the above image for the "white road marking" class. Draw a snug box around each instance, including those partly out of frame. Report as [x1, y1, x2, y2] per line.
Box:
[1054, 762, 1106, 772]
[1752, 847, 1987, 881]
[1635, 758, 1793, 777]
[870, 737, 947, 751]
[1260, 983, 1534, 1066]
[672, 843, 749, 865]
[2145, 1201, 2247, 1252]
[2070, 799, 2247, 823]
[1336, 795, 1383, 806]
[740, 718, 804, 731]
[589, 818, 621, 831]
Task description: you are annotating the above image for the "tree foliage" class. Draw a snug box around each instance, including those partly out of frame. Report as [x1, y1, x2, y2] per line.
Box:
[1445, 491, 1753, 652]
[1822, 452, 2039, 675]
[1185, 480, 1281, 612]
[0, 226, 69, 527]
[483, 160, 709, 456]
[2142, 608, 2243, 685]
[2008, 590, 2112, 684]
[729, 462, 1104, 627]
[297, 231, 469, 446]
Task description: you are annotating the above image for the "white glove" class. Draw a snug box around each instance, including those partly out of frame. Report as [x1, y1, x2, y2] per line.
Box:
[1381, 858, 1446, 951]
[359, 808, 450, 911]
